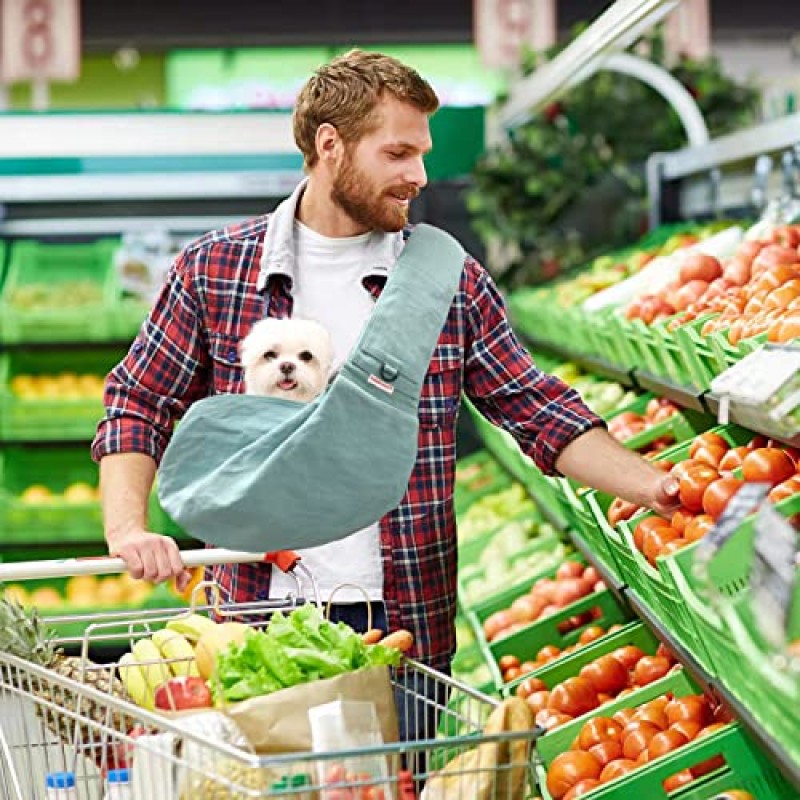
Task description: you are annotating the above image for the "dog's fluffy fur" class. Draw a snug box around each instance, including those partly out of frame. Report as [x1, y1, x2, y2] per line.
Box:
[240, 317, 334, 403]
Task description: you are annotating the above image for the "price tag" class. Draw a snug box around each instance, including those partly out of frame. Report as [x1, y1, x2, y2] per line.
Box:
[750, 503, 798, 648]
[0, 0, 80, 84]
[695, 482, 771, 565]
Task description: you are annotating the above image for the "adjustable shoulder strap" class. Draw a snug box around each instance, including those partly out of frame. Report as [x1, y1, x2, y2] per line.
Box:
[346, 224, 465, 394]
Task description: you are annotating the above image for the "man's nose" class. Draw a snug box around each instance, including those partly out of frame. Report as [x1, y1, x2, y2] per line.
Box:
[406, 155, 427, 191]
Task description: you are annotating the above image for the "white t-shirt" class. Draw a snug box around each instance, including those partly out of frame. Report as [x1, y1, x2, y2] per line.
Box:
[269, 220, 384, 603]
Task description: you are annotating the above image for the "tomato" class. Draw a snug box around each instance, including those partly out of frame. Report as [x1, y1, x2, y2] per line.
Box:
[549, 677, 600, 717]
[696, 723, 730, 738]
[680, 253, 722, 284]
[526, 690, 551, 715]
[557, 561, 586, 580]
[690, 755, 726, 778]
[684, 514, 714, 542]
[647, 728, 689, 759]
[665, 695, 711, 727]
[578, 625, 606, 646]
[633, 515, 672, 550]
[622, 722, 661, 760]
[670, 720, 702, 741]
[610, 645, 646, 671]
[550, 578, 594, 608]
[537, 645, 562, 663]
[521, 660, 539, 674]
[599, 759, 638, 782]
[670, 508, 694, 534]
[563, 779, 602, 799]
[662, 769, 695, 791]
[504, 667, 521, 683]
[679, 464, 721, 513]
[768, 475, 800, 504]
[702, 476, 745, 519]
[516, 676, 547, 698]
[580, 655, 629, 695]
[484, 611, 515, 641]
[631, 702, 668, 731]
[498, 654, 521, 672]
[741, 448, 796, 487]
[612, 707, 637, 728]
[633, 656, 671, 686]
[692, 445, 728, 469]
[656, 643, 678, 664]
[642, 526, 681, 564]
[718, 446, 749, 473]
[582, 566, 601, 585]
[511, 594, 546, 624]
[546, 750, 602, 799]
[690, 433, 729, 458]
[578, 716, 624, 749]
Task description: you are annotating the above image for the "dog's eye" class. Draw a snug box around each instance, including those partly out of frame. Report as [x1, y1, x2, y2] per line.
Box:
[263, 350, 277, 360]
[298, 351, 314, 363]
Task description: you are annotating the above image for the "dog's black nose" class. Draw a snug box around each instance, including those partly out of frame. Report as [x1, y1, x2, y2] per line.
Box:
[279, 362, 295, 375]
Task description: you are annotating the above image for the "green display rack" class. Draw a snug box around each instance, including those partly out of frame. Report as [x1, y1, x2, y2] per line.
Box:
[0, 349, 119, 441]
[535, 668, 799, 800]
[0, 239, 121, 344]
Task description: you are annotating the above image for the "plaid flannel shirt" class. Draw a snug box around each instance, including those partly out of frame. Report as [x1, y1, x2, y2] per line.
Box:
[92, 214, 602, 670]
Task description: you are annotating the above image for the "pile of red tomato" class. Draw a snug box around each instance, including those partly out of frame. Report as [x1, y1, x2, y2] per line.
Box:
[483, 561, 608, 644]
[545, 692, 735, 799]
[516, 641, 680, 733]
[607, 398, 680, 444]
[606, 431, 800, 565]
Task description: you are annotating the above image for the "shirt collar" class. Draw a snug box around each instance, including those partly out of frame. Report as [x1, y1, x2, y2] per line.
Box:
[257, 177, 405, 291]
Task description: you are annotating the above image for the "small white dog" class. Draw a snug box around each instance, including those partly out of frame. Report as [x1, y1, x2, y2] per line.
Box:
[240, 317, 334, 403]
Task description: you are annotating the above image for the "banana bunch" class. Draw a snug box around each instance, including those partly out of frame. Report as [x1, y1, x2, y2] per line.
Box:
[118, 614, 215, 709]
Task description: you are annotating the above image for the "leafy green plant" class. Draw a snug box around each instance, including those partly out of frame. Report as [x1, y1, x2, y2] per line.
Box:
[467, 30, 761, 288]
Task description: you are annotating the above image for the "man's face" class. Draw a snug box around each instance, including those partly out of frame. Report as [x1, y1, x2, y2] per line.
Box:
[331, 95, 433, 233]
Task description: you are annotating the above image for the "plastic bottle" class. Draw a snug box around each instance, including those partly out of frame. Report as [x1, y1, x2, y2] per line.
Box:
[103, 768, 132, 800]
[45, 772, 78, 800]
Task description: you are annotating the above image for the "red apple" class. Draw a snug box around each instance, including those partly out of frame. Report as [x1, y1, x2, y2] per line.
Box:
[154, 676, 212, 711]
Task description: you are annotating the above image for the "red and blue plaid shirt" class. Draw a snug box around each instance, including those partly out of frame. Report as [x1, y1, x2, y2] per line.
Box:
[92, 214, 601, 669]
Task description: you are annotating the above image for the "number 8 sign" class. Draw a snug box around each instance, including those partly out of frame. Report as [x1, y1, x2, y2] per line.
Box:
[0, 0, 80, 83]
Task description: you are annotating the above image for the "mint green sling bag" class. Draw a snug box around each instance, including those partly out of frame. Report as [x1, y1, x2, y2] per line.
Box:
[157, 224, 465, 552]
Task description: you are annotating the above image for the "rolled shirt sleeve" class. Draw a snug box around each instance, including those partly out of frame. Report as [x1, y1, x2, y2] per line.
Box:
[463, 258, 604, 476]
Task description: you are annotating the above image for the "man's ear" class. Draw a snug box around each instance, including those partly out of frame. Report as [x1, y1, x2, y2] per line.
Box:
[316, 122, 342, 166]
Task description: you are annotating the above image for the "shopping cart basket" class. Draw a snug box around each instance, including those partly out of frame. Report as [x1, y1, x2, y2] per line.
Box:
[0, 550, 538, 800]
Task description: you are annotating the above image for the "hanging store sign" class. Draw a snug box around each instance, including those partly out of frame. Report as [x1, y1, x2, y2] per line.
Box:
[474, 0, 556, 69]
[0, 0, 80, 83]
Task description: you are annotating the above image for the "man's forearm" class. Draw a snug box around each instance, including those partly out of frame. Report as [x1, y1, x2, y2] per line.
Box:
[99, 452, 158, 546]
[555, 427, 668, 509]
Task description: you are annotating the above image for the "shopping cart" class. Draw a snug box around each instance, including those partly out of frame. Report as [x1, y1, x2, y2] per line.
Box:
[0, 550, 538, 800]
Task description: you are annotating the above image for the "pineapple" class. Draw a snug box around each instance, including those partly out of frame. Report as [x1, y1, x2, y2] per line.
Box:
[0, 594, 130, 753]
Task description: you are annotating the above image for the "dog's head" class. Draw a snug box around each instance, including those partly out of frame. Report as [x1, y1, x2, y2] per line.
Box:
[240, 317, 334, 403]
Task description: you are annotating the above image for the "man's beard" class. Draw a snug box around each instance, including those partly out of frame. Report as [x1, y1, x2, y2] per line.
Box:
[331, 150, 419, 233]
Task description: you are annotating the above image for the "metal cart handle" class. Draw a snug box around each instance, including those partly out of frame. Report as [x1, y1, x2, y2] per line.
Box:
[0, 549, 298, 581]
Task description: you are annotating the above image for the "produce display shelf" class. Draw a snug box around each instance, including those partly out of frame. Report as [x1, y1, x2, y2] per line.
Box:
[568, 528, 626, 600]
[626, 588, 800, 794]
[0, 339, 134, 352]
[704, 392, 800, 449]
[631, 369, 708, 413]
[522, 334, 638, 388]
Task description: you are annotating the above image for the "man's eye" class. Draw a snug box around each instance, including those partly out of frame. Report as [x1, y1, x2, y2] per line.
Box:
[388, 152, 405, 160]
[264, 350, 277, 360]
[299, 351, 314, 362]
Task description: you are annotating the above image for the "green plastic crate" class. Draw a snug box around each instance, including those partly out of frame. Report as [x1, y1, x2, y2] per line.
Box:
[454, 450, 512, 515]
[719, 576, 800, 764]
[474, 581, 630, 692]
[535, 668, 799, 800]
[501, 620, 658, 698]
[0, 239, 120, 344]
[672, 313, 724, 391]
[114, 297, 150, 341]
[0, 349, 118, 441]
[709, 326, 768, 373]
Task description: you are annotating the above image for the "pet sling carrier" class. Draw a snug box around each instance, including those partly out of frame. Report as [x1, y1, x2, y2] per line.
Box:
[157, 224, 465, 552]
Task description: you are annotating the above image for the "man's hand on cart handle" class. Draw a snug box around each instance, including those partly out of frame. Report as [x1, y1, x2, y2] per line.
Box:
[108, 526, 193, 591]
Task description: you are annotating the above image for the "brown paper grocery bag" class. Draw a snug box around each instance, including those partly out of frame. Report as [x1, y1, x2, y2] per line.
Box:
[225, 666, 399, 754]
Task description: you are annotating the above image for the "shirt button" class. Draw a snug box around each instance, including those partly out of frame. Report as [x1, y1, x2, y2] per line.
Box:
[256, 590, 269, 600]
[132, 342, 144, 353]
[227, 348, 238, 363]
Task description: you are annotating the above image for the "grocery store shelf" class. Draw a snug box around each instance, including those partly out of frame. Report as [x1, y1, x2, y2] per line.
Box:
[568, 530, 626, 602]
[632, 370, 708, 413]
[704, 392, 800, 449]
[0, 340, 134, 351]
[522, 334, 638, 388]
[626, 589, 800, 793]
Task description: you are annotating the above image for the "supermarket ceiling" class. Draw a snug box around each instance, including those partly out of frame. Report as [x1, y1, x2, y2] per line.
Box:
[79, 0, 798, 51]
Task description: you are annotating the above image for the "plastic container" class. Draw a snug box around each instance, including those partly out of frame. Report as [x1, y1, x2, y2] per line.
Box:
[535, 670, 798, 800]
[0, 239, 120, 344]
[0, 348, 117, 441]
[45, 771, 77, 800]
[103, 769, 132, 800]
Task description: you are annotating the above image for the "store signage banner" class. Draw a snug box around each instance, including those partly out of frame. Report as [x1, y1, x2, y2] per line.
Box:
[474, 0, 556, 69]
[0, 0, 80, 84]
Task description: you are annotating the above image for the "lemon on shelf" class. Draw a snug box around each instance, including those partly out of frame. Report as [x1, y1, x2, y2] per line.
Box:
[28, 587, 62, 610]
[65, 574, 100, 608]
[20, 485, 54, 504]
[3, 584, 30, 606]
[95, 577, 126, 607]
[63, 482, 99, 504]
